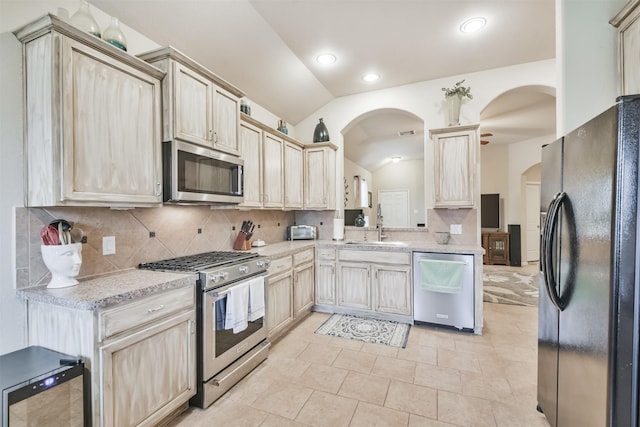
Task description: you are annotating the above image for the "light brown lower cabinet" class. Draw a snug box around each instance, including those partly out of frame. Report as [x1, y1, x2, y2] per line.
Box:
[26, 285, 196, 427]
[266, 248, 315, 341]
[316, 249, 412, 322]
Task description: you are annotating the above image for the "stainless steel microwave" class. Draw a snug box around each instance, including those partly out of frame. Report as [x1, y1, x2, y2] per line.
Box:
[163, 140, 243, 204]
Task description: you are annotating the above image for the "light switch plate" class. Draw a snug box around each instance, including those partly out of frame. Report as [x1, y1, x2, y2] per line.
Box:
[450, 224, 462, 235]
[103, 236, 116, 255]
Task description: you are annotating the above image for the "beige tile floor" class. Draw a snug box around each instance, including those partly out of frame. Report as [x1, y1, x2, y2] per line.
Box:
[169, 302, 549, 427]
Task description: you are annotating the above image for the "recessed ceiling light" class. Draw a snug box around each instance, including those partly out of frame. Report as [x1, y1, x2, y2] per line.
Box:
[362, 72, 380, 82]
[316, 53, 336, 65]
[460, 17, 487, 33]
[391, 156, 401, 163]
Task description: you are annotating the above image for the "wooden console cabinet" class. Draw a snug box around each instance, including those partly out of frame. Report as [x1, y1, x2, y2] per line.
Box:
[482, 232, 510, 265]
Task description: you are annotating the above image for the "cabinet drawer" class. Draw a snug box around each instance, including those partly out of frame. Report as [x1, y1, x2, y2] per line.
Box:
[316, 248, 335, 261]
[338, 250, 410, 265]
[100, 286, 195, 341]
[268, 255, 293, 277]
[293, 248, 314, 266]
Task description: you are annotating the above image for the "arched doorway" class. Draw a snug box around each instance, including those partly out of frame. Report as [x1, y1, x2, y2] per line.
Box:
[341, 108, 424, 228]
[479, 85, 555, 265]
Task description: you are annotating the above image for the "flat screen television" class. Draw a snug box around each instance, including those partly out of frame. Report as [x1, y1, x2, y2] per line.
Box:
[481, 193, 501, 231]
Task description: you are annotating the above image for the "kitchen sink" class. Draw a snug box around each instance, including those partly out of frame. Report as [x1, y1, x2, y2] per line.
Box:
[344, 241, 408, 247]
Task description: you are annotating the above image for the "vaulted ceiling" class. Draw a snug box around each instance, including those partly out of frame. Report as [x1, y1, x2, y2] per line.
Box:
[90, 0, 556, 169]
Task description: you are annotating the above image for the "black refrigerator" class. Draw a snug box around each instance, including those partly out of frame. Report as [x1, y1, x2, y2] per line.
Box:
[538, 95, 640, 427]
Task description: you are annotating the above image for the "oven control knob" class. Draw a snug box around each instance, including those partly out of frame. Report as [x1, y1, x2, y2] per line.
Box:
[220, 272, 229, 281]
[257, 259, 271, 268]
[239, 266, 249, 274]
[211, 273, 221, 283]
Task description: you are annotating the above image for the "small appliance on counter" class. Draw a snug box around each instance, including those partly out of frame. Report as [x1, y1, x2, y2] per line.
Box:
[1, 346, 87, 427]
[286, 225, 317, 240]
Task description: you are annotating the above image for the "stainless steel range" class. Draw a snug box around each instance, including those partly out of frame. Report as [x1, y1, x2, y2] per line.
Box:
[139, 251, 271, 408]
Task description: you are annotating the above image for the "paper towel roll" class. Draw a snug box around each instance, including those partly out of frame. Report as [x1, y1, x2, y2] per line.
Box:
[333, 218, 344, 240]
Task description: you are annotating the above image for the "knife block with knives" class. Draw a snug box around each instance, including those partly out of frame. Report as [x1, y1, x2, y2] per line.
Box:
[233, 220, 255, 250]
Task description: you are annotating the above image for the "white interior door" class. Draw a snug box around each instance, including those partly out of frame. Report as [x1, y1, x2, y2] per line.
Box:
[378, 190, 409, 227]
[525, 182, 541, 262]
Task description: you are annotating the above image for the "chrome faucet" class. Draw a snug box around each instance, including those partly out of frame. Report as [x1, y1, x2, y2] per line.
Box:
[376, 203, 386, 241]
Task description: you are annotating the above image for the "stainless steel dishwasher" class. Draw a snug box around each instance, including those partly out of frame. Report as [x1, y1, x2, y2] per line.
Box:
[413, 251, 474, 331]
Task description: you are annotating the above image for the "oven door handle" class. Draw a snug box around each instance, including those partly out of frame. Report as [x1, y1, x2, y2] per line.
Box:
[205, 273, 266, 296]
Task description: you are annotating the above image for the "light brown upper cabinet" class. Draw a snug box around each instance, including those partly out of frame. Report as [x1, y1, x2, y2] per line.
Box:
[15, 15, 165, 207]
[284, 141, 304, 209]
[139, 47, 244, 156]
[430, 124, 479, 208]
[304, 143, 337, 210]
[611, 0, 640, 96]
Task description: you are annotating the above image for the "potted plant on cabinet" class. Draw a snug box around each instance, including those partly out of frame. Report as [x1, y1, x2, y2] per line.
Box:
[442, 80, 472, 126]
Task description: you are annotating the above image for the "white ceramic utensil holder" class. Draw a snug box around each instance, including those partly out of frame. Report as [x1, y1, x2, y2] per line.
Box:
[41, 243, 82, 288]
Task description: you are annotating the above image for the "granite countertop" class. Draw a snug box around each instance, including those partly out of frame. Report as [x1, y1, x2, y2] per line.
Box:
[315, 240, 484, 256]
[252, 239, 483, 257]
[252, 240, 316, 258]
[17, 269, 197, 311]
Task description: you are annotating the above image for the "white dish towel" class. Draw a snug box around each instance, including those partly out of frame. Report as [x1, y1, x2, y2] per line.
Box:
[224, 282, 249, 333]
[248, 276, 265, 322]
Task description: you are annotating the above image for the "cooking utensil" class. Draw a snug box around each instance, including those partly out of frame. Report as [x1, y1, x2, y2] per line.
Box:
[246, 224, 255, 240]
[50, 219, 72, 245]
[69, 228, 85, 244]
[40, 225, 60, 245]
[57, 222, 66, 245]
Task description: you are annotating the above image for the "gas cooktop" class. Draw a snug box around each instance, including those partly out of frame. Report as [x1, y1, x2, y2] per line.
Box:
[138, 251, 259, 272]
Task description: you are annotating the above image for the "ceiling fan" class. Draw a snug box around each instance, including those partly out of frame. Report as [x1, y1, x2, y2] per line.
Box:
[480, 133, 493, 145]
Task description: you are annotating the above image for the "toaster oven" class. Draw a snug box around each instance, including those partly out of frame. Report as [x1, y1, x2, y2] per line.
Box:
[286, 225, 317, 240]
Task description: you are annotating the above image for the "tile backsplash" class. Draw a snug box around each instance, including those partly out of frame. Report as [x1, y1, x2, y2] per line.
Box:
[16, 206, 295, 289]
[17, 206, 480, 289]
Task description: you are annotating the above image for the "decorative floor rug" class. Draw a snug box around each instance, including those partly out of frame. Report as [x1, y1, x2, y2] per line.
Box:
[315, 314, 411, 348]
[483, 265, 539, 307]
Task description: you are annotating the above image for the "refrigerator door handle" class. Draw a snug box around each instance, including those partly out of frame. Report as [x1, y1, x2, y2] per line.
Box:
[543, 192, 567, 311]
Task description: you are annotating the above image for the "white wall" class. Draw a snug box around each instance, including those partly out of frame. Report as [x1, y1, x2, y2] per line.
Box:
[373, 159, 425, 227]
[480, 144, 509, 197]
[0, 32, 27, 355]
[557, 0, 625, 135]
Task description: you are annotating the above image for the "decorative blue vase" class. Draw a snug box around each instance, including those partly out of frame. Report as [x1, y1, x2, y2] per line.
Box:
[313, 118, 330, 142]
[103, 17, 127, 51]
[70, 0, 101, 38]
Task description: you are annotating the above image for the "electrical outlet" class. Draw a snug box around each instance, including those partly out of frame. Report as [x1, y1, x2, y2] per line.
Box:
[102, 236, 116, 255]
[450, 224, 462, 235]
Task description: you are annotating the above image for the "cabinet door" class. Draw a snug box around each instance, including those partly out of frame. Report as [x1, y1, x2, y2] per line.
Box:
[263, 133, 284, 208]
[304, 147, 335, 209]
[374, 265, 411, 315]
[239, 122, 263, 207]
[173, 62, 213, 148]
[59, 38, 162, 204]
[293, 263, 315, 318]
[432, 126, 477, 208]
[316, 262, 336, 305]
[100, 310, 195, 427]
[212, 86, 240, 156]
[284, 142, 304, 209]
[338, 262, 371, 310]
[266, 272, 293, 339]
